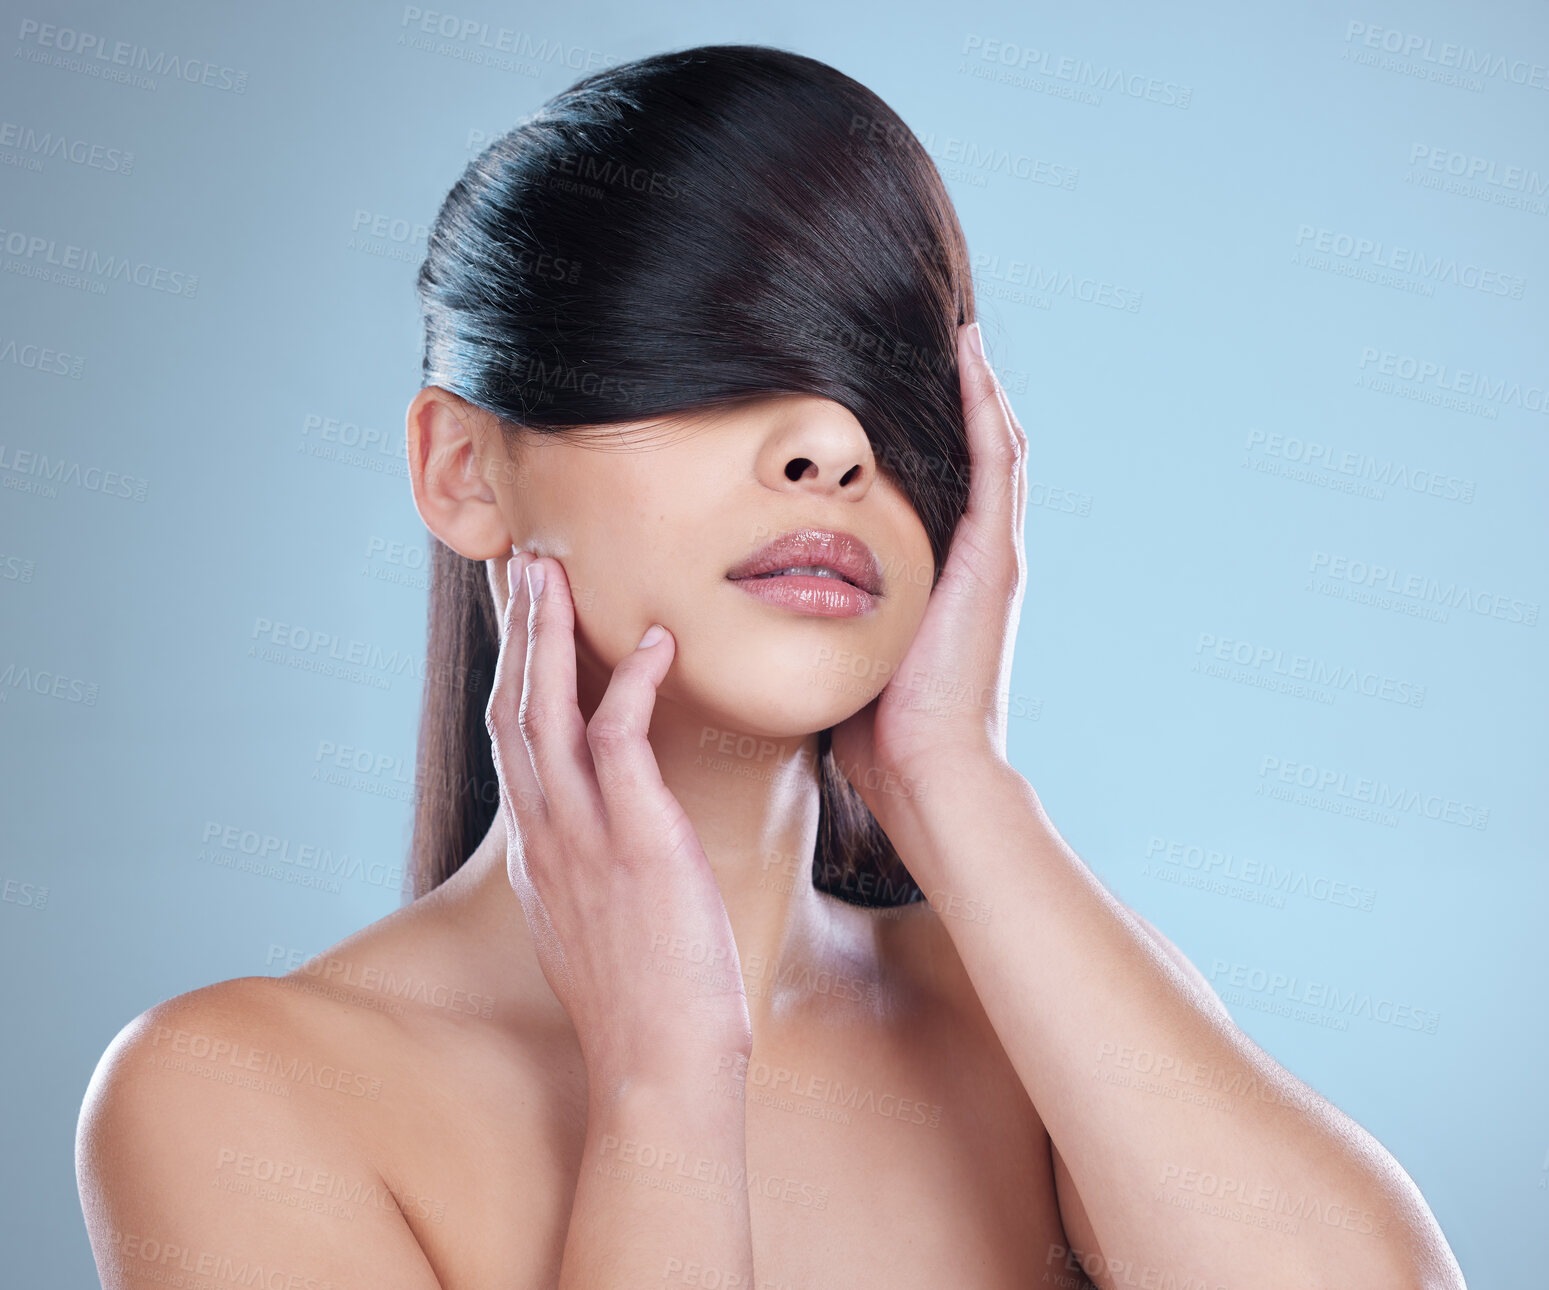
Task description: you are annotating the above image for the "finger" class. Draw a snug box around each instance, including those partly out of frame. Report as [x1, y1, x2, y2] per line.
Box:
[957, 322, 1023, 530]
[991, 377, 1029, 586]
[585, 625, 682, 834]
[982, 360, 1026, 527]
[951, 323, 1026, 592]
[487, 550, 545, 825]
[519, 556, 603, 821]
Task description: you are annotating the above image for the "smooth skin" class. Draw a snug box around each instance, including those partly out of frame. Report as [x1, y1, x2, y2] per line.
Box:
[75, 324, 1465, 1290]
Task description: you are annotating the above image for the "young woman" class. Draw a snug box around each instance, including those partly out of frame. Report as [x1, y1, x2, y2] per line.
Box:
[76, 45, 1464, 1290]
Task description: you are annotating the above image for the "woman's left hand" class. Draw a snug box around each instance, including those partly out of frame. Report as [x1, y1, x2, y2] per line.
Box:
[830, 321, 1028, 826]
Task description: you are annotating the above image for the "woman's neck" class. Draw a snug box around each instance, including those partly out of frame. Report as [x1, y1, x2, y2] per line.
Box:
[448, 697, 867, 1030]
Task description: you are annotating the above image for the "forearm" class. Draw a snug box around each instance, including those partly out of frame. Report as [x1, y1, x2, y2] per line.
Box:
[559, 1060, 755, 1290]
[882, 758, 1460, 1289]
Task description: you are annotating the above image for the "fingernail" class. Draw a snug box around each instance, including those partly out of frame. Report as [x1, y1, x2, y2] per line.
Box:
[507, 554, 522, 600]
[636, 624, 665, 650]
[967, 321, 985, 359]
[525, 559, 545, 602]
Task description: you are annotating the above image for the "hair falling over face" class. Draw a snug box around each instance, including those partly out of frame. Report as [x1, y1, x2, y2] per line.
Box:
[410, 43, 978, 907]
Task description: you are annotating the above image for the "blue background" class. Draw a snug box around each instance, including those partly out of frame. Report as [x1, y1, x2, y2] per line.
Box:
[2, 0, 1543, 1284]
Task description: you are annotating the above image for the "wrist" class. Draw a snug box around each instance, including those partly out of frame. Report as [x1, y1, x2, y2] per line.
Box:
[586, 1040, 753, 1112]
[867, 747, 1020, 831]
[874, 755, 1035, 886]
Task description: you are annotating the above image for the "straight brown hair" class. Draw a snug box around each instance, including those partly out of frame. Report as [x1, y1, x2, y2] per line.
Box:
[408, 44, 976, 906]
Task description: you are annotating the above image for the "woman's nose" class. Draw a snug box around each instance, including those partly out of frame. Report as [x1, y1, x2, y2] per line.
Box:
[757, 399, 877, 498]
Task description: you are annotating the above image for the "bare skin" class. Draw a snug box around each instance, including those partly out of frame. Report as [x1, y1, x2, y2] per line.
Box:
[76, 816, 1065, 1289]
[75, 324, 1464, 1290]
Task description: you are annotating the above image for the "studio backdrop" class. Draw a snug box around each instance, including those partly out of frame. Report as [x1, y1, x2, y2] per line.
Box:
[1, 0, 1543, 1285]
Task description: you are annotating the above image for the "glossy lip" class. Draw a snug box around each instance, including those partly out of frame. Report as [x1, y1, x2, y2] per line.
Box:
[725, 528, 884, 597]
[727, 571, 877, 618]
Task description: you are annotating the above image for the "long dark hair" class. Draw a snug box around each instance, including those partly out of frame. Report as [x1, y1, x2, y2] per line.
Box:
[408, 44, 975, 907]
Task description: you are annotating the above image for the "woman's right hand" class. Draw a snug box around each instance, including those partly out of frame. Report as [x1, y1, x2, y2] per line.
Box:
[487, 550, 752, 1099]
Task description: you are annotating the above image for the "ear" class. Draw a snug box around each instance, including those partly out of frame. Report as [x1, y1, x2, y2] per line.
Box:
[405, 386, 516, 561]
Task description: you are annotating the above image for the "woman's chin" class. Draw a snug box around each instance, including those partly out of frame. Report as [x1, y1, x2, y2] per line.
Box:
[694, 677, 881, 745]
[641, 627, 891, 740]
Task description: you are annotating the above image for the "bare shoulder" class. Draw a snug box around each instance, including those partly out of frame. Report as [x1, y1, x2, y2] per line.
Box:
[76, 877, 591, 1289]
[76, 974, 445, 1289]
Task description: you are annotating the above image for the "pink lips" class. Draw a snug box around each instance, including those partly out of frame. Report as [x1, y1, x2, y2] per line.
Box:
[725, 528, 883, 618]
